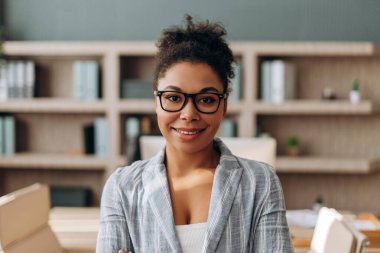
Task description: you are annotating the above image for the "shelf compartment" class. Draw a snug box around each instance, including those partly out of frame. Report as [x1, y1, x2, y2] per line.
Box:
[276, 156, 380, 174]
[0, 153, 107, 170]
[254, 100, 376, 115]
[0, 98, 107, 113]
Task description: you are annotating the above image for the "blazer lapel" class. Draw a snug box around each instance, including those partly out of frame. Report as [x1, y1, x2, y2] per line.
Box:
[142, 151, 182, 252]
[203, 158, 242, 252]
[202, 144, 243, 253]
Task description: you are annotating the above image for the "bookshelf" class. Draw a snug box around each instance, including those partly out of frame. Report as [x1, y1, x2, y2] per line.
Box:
[1, 41, 380, 213]
[252, 42, 380, 215]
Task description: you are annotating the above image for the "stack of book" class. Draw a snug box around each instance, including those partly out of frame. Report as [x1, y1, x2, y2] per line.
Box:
[0, 115, 15, 156]
[73, 60, 100, 101]
[120, 79, 153, 99]
[0, 60, 35, 101]
[260, 60, 296, 104]
[83, 117, 107, 158]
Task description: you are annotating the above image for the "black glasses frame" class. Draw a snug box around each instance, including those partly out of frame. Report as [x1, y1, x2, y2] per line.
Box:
[154, 90, 227, 114]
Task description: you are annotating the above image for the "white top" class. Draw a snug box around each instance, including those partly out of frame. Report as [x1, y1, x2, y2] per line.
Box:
[175, 222, 207, 253]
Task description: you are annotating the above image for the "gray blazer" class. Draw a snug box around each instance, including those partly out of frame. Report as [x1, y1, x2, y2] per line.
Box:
[96, 138, 293, 253]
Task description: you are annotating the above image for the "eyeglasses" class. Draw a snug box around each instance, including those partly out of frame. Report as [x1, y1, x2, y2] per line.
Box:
[154, 90, 227, 114]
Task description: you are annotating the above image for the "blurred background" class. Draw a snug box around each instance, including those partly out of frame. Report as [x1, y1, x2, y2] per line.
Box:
[2, 1, 380, 252]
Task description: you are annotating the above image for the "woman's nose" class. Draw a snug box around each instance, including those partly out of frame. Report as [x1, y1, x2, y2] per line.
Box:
[180, 98, 200, 121]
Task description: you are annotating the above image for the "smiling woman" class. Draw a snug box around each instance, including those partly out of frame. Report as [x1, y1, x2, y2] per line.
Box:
[96, 15, 293, 253]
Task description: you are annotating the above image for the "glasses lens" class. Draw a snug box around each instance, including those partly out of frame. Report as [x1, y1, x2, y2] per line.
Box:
[195, 93, 220, 113]
[160, 91, 186, 111]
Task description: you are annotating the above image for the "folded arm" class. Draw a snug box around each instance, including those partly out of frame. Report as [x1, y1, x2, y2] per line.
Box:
[96, 171, 134, 253]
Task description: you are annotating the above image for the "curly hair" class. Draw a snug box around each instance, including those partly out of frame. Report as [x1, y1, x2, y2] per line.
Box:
[154, 15, 235, 94]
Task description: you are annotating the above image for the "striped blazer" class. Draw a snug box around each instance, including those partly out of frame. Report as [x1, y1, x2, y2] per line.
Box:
[96, 138, 294, 253]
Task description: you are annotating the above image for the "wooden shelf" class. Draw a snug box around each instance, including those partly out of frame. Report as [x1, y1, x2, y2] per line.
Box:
[254, 100, 377, 115]
[4, 41, 108, 56]
[0, 98, 107, 113]
[226, 102, 244, 114]
[252, 42, 380, 56]
[276, 156, 380, 174]
[118, 99, 155, 113]
[0, 153, 107, 170]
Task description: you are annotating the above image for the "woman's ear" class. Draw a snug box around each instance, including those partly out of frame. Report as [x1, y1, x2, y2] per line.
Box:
[154, 95, 159, 113]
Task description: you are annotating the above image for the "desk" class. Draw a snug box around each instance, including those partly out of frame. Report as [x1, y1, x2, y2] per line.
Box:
[49, 207, 99, 253]
[50, 207, 380, 253]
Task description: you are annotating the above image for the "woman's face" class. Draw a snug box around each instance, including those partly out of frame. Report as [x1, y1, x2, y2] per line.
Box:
[155, 61, 227, 155]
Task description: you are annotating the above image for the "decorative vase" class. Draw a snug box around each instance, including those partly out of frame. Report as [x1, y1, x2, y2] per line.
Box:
[350, 90, 361, 104]
[287, 146, 299, 157]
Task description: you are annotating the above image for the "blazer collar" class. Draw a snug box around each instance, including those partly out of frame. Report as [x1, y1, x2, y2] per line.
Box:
[141, 138, 243, 253]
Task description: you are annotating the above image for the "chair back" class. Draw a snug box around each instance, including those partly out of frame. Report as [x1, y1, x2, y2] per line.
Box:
[140, 136, 276, 166]
[310, 207, 368, 253]
[0, 183, 63, 253]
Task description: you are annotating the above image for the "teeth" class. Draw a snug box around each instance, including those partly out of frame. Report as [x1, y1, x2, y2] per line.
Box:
[176, 129, 201, 135]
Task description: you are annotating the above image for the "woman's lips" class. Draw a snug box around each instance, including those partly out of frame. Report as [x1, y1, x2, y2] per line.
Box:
[171, 127, 206, 140]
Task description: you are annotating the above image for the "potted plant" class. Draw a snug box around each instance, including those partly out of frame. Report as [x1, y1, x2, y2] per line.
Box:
[350, 78, 361, 104]
[287, 135, 300, 157]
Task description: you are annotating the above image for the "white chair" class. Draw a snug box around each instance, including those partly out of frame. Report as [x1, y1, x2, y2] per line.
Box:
[139, 136, 276, 167]
[309, 207, 368, 253]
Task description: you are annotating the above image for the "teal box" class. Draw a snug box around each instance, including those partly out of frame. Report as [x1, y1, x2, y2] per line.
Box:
[50, 186, 93, 207]
[121, 79, 153, 99]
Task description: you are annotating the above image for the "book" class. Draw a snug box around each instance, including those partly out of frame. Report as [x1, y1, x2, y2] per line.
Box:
[50, 186, 92, 207]
[6, 61, 16, 99]
[121, 79, 153, 99]
[83, 123, 95, 154]
[15, 61, 25, 99]
[271, 60, 296, 104]
[24, 61, 35, 99]
[125, 117, 141, 165]
[260, 60, 272, 102]
[73, 61, 86, 100]
[125, 117, 140, 139]
[230, 62, 241, 101]
[0, 116, 4, 155]
[0, 62, 7, 101]
[85, 61, 99, 101]
[4, 116, 15, 156]
[94, 117, 107, 158]
[140, 116, 152, 135]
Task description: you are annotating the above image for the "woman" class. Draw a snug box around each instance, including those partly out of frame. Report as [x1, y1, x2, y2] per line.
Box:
[96, 15, 293, 253]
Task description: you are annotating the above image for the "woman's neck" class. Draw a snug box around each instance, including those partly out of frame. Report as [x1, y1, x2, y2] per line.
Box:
[164, 143, 220, 178]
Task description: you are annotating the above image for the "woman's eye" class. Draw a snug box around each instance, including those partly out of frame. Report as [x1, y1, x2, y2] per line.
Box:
[200, 96, 216, 104]
[166, 95, 181, 103]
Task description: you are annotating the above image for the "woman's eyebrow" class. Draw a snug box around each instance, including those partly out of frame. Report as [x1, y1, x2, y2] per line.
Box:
[162, 85, 181, 91]
[162, 85, 221, 93]
[199, 87, 220, 93]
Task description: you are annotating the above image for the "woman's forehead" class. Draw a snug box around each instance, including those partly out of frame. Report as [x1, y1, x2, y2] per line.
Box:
[157, 62, 223, 92]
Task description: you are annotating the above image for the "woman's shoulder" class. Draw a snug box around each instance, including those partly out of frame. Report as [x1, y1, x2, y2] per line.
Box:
[108, 159, 150, 184]
[234, 156, 278, 183]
